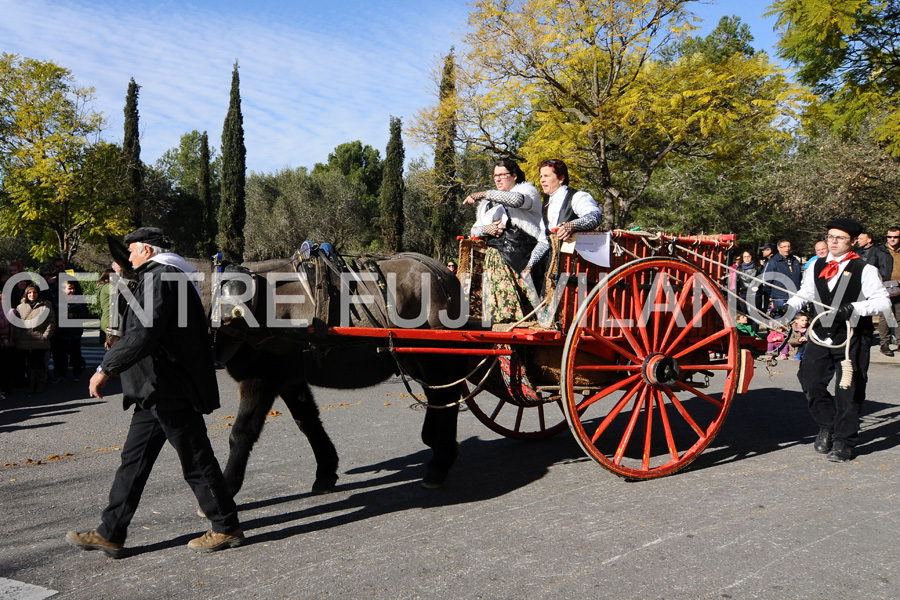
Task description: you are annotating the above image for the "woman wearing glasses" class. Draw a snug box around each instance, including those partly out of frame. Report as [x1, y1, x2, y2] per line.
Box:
[463, 158, 542, 323]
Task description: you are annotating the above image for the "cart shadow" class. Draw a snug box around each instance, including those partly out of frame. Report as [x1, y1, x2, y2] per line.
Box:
[227, 433, 585, 546]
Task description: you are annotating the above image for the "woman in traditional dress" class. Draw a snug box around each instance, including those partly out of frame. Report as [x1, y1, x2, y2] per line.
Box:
[463, 158, 542, 323]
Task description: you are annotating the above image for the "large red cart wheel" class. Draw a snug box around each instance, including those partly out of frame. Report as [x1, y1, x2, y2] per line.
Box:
[560, 257, 739, 479]
[464, 351, 570, 440]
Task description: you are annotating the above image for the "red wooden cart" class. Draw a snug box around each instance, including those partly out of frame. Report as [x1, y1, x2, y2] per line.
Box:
[328, 230, 756, 480]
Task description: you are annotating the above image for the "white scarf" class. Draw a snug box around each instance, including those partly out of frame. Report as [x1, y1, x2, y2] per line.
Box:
[149, 252, 202, 296]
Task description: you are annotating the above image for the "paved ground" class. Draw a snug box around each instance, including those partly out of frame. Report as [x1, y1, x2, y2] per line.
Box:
[2, 336, 900, 600]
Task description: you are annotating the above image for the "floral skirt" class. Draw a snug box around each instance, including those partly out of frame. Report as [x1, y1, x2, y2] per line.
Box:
[482, 248, 527, 324]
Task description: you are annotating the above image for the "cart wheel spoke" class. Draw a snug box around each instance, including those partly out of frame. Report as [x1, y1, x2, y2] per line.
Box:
[655, 389, 680, 462]
[613, 385, 649, 465]
[581, 326, 641, 365]
[674, 380, 725, 409]
[590, 377, 644, 442]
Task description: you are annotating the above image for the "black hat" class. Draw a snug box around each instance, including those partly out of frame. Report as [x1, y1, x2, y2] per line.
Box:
[759, 242, 776, 253]
[825, 217, 862, 239]
[124, 227, 172, 249]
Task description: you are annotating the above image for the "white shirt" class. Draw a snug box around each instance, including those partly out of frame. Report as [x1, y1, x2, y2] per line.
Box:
[538, 185, 600, 243]
[787, 252, 890, 317]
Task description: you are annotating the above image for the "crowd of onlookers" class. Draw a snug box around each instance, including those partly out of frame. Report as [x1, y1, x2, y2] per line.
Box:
[0, 260, 115, 399]
[728, 226, 900, 359]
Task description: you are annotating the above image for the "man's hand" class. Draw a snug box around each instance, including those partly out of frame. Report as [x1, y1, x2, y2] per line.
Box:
[835, 303, 855, 321]
[768, 304, 788, 318]
[89, 371, 109, 399]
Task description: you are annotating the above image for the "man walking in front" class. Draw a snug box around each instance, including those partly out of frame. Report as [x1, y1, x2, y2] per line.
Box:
[775, 218, 890, 462]
[66, 227, 243, 558]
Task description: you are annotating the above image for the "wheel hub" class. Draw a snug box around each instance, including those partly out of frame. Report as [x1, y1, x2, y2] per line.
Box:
[641, 353, 681, 387]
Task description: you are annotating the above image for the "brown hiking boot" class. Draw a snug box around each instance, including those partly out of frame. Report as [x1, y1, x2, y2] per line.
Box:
[187, 528, 245, 553]
[66, 530, 124, 559]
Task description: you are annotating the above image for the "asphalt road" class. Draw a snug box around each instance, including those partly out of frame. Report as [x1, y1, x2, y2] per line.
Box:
[2, 339, 900, 600]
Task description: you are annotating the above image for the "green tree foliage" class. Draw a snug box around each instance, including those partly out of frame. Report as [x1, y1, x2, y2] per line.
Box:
[662, 15, 756, 62]
[402, 158, 438, 255]
[380, 116, 405, 253]
[311, 140, 383, 247]
[123, 77, 143, 227]
[0, 54, 129, 264]
[199, 131, 216, 256]
[430, 49, 462, 260]
[762, 117, 900, 248]
[147, 130, 221, 256]
[413, 1, 808, 228]
[769, 0, 900, 154]
[243, 167, 368, 260]
[219, 61, 246, 262]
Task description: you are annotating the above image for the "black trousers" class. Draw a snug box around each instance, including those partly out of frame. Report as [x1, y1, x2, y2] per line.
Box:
[798, 332, 871, 447]
[98, 404, 239, 544]
[52, 337, 85, 377]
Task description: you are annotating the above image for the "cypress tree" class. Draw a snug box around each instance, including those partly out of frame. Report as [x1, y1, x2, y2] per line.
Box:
[219, 61, 246, 262]
[199, 131, 214, 256]
[431, 49, 460, 260]
[123, 77, 143, 228]
[380, 116, 405, 253]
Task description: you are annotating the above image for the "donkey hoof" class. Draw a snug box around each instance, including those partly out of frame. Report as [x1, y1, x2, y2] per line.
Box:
[421, 467, 449, 489]
[311, 477, 338, 494]
[196, 506, 206, 518]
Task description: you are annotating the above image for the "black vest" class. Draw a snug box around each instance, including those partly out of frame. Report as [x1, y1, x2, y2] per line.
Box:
[542, 187, 579, 236]
[811, 257, 873, 344]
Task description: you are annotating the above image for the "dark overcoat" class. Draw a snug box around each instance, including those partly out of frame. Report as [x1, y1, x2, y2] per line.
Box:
[100, 259, 219, 414]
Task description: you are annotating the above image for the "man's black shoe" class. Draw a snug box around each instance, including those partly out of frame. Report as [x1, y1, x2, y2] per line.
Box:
[881, 345, 895, 357]
[827, 442, 853, 462]
[813, 430, 833, 454]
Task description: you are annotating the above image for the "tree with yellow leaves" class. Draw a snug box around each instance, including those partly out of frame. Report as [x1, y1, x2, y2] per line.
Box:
[0, 54, 128, 264]
[412, 0, 809, 228]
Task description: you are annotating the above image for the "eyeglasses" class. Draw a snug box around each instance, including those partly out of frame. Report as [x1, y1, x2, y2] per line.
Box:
[493, 172, 512, 179]
[826, 234, 850, 242]
[888, 235, 900, 239]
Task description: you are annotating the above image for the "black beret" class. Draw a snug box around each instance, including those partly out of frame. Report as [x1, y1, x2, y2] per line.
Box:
[124, 227, 172, 249]
[825, 217, 863, 239]
[759, 242, 776, 253]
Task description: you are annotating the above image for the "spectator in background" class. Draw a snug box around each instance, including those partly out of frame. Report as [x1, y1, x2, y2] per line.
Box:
[788, 313, 809, 360]
[879, 227, 900, 356]
[7, 261, 29, 307]
[14, 284, 56, 395]
[97, 268, 114, 348]
[805, 241, 828, 271]
[855, 230, 892, 281]
[761, 239, 802, 311]
[50, 278, 88, 382]
[729, 249, 763, 333]
[0, 288, 14, 399]
[759, 243, 776, 266]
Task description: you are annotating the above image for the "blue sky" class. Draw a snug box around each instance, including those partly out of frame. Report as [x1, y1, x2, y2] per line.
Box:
[1, 0, 785, 174]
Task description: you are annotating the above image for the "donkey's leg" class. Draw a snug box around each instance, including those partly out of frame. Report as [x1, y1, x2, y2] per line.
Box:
[420, 392, 461, 489]
[280, 381, 339, 494]
[224, 378, 277, 497]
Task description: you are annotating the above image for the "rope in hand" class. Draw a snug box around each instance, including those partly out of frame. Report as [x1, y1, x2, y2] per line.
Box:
[672, 243, 854, 386]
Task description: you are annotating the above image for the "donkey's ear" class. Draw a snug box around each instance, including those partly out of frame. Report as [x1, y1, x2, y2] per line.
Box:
[107, 236, 136, 278]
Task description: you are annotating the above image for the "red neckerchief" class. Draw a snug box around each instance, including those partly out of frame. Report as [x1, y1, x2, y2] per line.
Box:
[818, 251, 860, 279]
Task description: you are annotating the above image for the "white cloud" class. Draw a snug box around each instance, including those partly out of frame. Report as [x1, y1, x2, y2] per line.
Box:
[1, 0, 469, 172]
